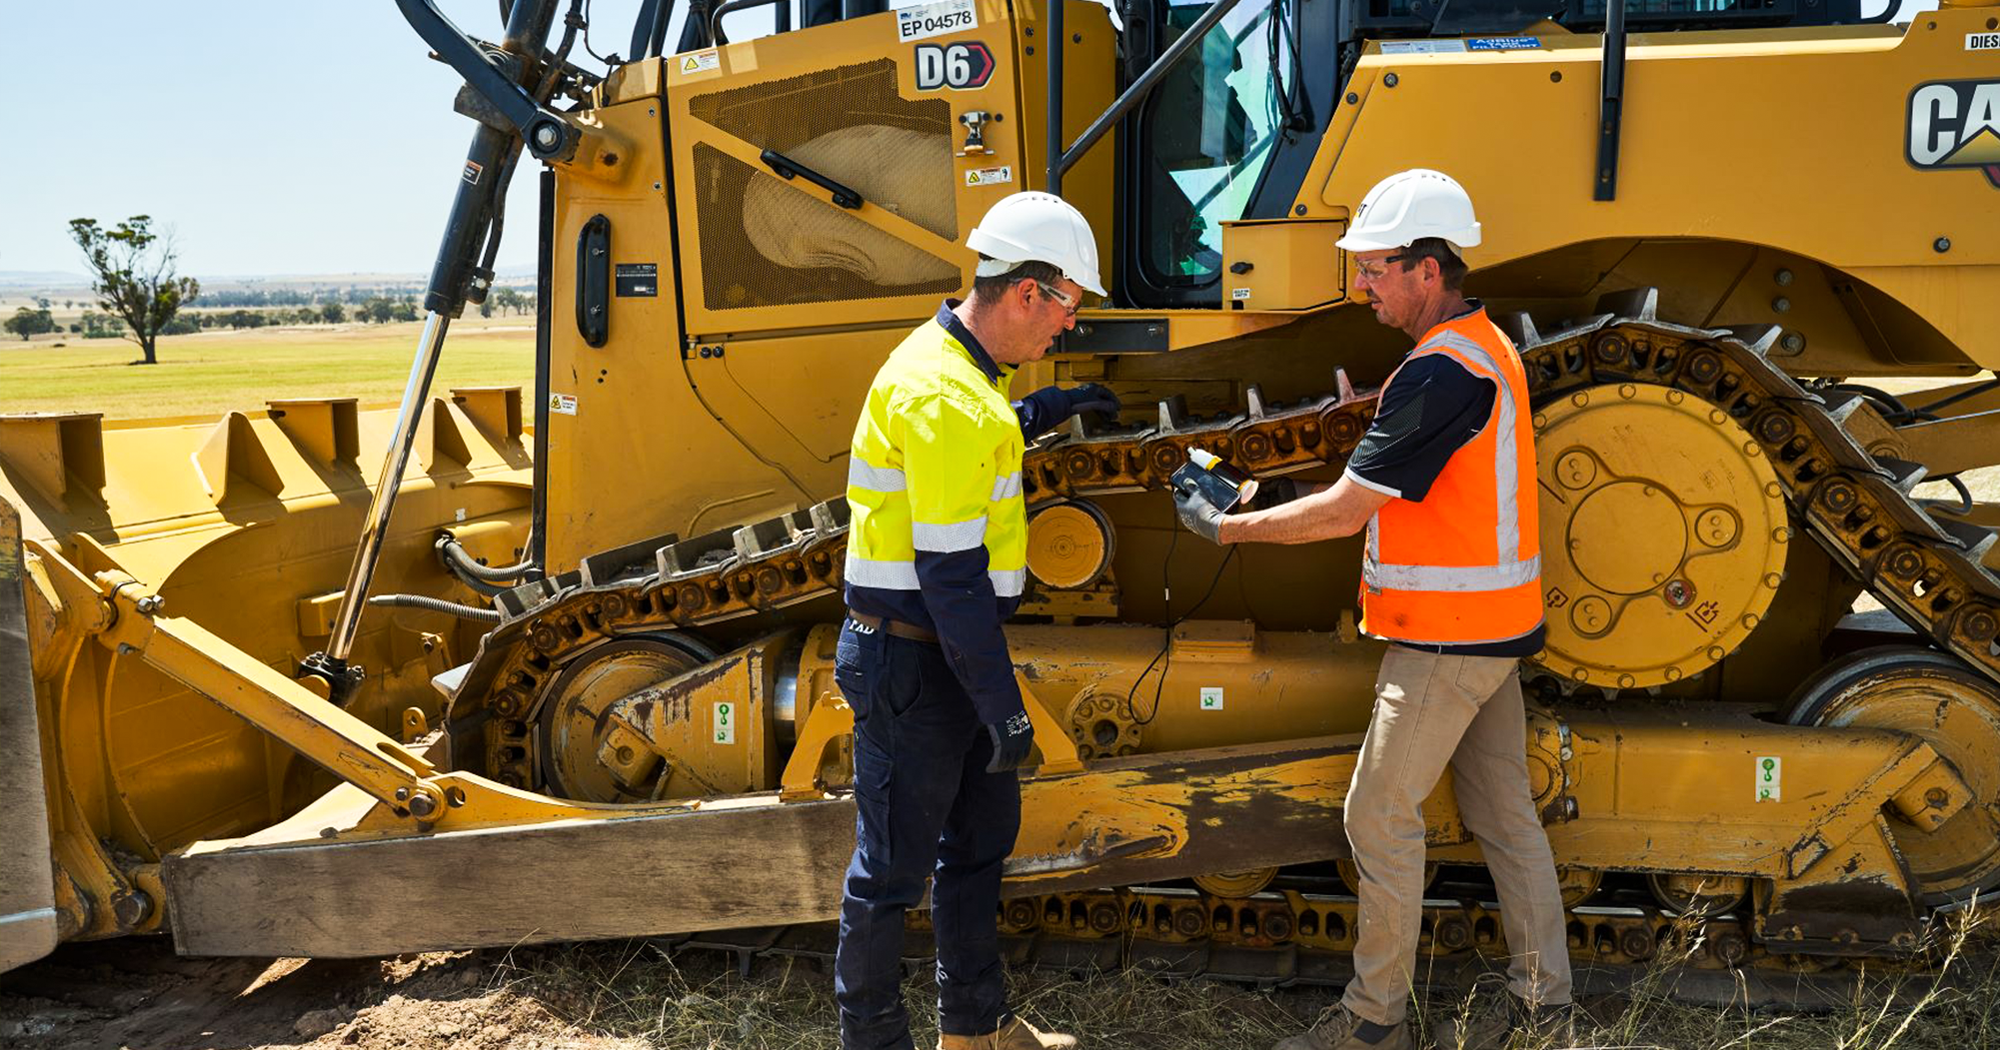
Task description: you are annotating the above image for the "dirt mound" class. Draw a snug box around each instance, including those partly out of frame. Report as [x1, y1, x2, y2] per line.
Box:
[0, 940, 582, 1050]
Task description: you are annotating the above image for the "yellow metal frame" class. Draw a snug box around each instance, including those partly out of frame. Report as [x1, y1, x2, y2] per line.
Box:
[1300, 10, 2000, 370]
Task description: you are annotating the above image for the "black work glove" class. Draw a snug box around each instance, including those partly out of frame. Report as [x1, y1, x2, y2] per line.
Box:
[1061, 383, 1122, 424]
[984, 710, 1036, 774]
[1173, 484, 1227, 544]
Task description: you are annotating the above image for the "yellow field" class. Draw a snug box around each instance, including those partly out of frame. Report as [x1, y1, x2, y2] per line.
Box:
[0, 319, 534, 421]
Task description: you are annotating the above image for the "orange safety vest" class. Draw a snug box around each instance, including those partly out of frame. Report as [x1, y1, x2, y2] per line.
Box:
[1359, 308, 1544, 646]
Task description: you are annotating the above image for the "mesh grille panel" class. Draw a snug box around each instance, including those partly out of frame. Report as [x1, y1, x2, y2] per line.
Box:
[686, 58, 963, 312]
[689, 59, 955, 241]
[694, 143, 961, 312]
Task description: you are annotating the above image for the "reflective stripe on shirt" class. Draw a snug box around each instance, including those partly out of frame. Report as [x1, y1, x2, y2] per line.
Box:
[913, 517, 988, 553]
[844, 552, 920, 589]
[848, 459, 907, 492]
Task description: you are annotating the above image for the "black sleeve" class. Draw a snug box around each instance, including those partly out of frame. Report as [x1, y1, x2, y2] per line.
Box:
[1012, 387, 1068, 438]
[1344, 355, 1495, 502]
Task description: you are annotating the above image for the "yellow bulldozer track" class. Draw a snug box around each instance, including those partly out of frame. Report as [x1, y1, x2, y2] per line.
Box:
[431, 289, 2000, 980]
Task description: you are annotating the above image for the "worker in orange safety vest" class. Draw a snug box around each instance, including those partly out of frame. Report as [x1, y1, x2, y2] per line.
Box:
[1173, 169, 1577, 1050]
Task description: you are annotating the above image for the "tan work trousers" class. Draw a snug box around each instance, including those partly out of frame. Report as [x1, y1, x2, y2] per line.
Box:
[1340, 645, 1571, 1026]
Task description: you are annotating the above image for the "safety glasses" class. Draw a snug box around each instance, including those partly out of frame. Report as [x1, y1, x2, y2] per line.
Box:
[1353, 253, 1413, 281]
[1035, 280, 1083, 318]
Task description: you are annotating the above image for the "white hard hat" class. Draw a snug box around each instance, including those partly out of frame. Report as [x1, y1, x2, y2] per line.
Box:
[966, 191, 1107, 297]
[1335, 169, 1482, 254]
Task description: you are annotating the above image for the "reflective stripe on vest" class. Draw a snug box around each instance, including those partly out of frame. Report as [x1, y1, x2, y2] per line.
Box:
[1362, 328, 1536, 592]
[1360, 312, 1543, 646]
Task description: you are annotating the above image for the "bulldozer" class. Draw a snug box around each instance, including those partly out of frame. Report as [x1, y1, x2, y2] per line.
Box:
[7, 0, 2000, 988]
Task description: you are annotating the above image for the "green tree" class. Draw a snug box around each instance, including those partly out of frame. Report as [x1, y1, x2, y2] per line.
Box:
[363, 297, 393, 324]
[320, 302, 346, 324]
[68, 215, 200, 365]
[4, 307, 56, 340]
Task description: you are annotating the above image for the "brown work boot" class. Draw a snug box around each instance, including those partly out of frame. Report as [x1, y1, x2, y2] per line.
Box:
[937, 1014, 1078, 1050]
[1271, 1005, 1412, 1050]
[1442, 982, 1582, 1050]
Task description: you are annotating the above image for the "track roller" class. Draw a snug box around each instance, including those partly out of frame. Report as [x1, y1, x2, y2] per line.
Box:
[1193, 868, 1278, 898]
[1787, 645, 2000, 905]
[1646, 872, 1750, 916]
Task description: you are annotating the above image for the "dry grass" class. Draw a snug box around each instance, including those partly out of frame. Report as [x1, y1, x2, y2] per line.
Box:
[481, 904, 2000, 1050]
[0, 318, 533, 420]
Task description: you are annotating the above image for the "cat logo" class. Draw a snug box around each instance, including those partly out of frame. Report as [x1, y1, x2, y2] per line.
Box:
[1908, 79, 2000, 187]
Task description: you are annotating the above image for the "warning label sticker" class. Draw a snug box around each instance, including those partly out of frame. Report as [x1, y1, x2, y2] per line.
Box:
[1379, 39, 1466, 54]
[1755, 756, 1782, 802]
[678, 49, 720, 75]
[550, 393, 577, 416]
[964, 165, 1012, 187]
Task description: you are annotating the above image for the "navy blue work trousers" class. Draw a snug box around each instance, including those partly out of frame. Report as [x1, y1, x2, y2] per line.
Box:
[832, 619, 1022, 1050]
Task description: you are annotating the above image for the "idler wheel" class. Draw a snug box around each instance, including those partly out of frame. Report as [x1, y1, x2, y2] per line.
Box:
[1787, 645, 2000, 905]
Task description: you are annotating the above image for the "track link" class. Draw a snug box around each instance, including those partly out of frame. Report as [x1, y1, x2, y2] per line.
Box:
[671, 882, 1965, 1008]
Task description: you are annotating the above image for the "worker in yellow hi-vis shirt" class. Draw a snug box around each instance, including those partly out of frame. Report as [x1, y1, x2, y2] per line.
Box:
[834, 192, 1119, 1050]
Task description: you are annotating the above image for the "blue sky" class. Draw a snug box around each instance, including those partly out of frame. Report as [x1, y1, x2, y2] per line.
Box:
[0, 1, 685, 278]
[0, 0, 1927, 278]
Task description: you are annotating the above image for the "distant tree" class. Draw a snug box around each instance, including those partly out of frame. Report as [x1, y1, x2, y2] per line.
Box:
[63, 299, 74, 309]
[68, 215, 199, 365]
[4, 307, 56, 340]
[33, 297, 51, 310]
[390, 296, 418, 323]
[77, 310, 122, 338]
[363, 297, 393, 324]
[494, 287, 531, 315]
[320, 302, 346, 324]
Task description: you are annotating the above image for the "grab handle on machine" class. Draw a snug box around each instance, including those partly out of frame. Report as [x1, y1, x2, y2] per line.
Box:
[759, 149, 865, 210]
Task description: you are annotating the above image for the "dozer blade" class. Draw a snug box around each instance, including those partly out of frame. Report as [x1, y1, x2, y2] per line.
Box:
[0, 497, 59, 973]
[161, 737, 1369, 959]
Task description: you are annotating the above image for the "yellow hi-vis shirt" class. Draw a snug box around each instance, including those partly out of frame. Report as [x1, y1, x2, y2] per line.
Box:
[843, 302, 1028, 724]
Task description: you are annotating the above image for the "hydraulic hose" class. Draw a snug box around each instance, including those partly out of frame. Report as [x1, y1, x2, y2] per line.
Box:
[437, 533, 535, 582]
[367, 593, 504, 624]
